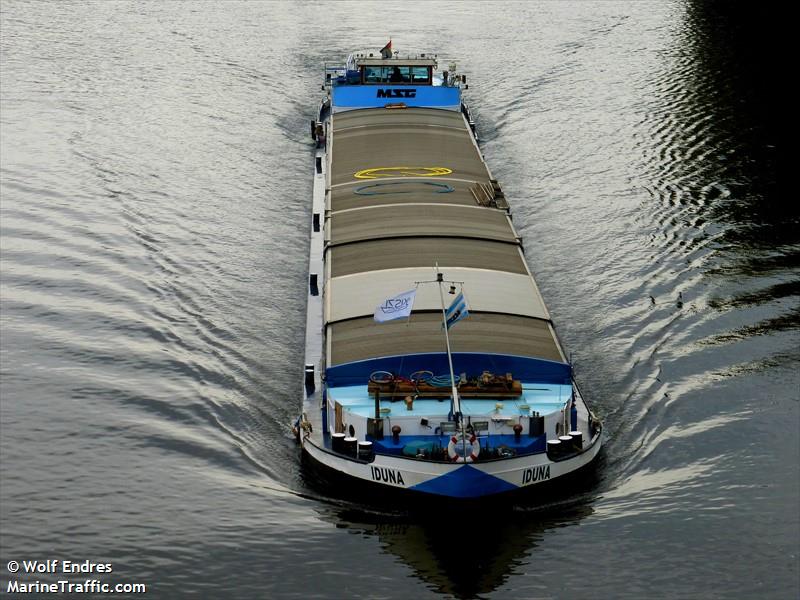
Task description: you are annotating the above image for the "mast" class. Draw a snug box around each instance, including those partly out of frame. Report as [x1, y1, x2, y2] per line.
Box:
[435, 263, 461, 423]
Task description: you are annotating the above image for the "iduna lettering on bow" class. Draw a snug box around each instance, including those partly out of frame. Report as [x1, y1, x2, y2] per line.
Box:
[522, 465, 551, 485]
[370, 466, 405, 486]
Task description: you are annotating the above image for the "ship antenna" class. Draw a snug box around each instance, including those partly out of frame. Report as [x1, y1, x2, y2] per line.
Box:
[435, 262, 461, 426]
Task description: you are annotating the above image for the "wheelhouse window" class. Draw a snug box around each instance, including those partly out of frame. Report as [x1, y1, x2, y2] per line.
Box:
[361, 65, 431, 84]
[410, 66, 431, 84]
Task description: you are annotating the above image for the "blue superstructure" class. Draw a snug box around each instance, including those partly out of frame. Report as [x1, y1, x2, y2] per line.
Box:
[325, 52, 465, 113]
[332, 85, 461, 111]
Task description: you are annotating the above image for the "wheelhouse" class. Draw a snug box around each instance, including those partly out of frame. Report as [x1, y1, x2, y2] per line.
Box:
[356, 58, 434, 85]
[323, 54, 464, 113]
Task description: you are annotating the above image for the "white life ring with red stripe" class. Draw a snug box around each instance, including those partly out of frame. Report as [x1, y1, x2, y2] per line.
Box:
[447, 434, 480, 463]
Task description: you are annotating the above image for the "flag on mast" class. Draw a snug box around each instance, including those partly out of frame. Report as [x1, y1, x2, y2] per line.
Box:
[444, 291, 469, 329]
[380, 39, 392, 59]
[374, 288, 416, 323]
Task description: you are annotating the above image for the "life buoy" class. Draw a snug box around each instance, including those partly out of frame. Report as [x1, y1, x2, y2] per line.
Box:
[447, 434, 480, 463]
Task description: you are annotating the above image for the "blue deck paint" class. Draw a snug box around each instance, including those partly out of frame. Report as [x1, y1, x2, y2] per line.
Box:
[371, 433, 547, 456]
[327, 383, 572, 417]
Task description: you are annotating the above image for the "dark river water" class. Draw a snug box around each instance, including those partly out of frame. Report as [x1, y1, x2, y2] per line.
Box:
[1, 1, 796, 598]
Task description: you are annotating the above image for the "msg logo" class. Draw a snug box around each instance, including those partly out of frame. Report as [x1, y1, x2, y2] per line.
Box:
[377, 88, 417, 98]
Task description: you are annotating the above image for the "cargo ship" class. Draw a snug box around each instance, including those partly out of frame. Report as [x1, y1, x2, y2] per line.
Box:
[295, 44, 602, 499]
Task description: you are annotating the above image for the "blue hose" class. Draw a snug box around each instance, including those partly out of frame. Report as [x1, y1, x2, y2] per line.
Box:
[428, 375, 453, 387]
[354, 181, 454, 196]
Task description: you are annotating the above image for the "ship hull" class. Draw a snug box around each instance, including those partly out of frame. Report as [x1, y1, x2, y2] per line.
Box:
[300, 432, 602, 502]
[299, 426, 602, 500]
[298, 52, 603, 501]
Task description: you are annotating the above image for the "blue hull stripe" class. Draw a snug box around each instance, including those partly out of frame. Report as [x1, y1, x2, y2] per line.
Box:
[410, 465, 518, 498]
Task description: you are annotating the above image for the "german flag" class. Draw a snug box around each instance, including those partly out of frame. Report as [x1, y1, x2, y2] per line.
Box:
[380, 40, 392, 59]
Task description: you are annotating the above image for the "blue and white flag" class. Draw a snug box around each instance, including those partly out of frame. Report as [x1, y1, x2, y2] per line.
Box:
[445, 291, 469, 329]
[374, 289, 416, 323]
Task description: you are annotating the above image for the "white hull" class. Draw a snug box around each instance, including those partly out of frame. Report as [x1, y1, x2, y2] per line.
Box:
[300, 429, 602, 499]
